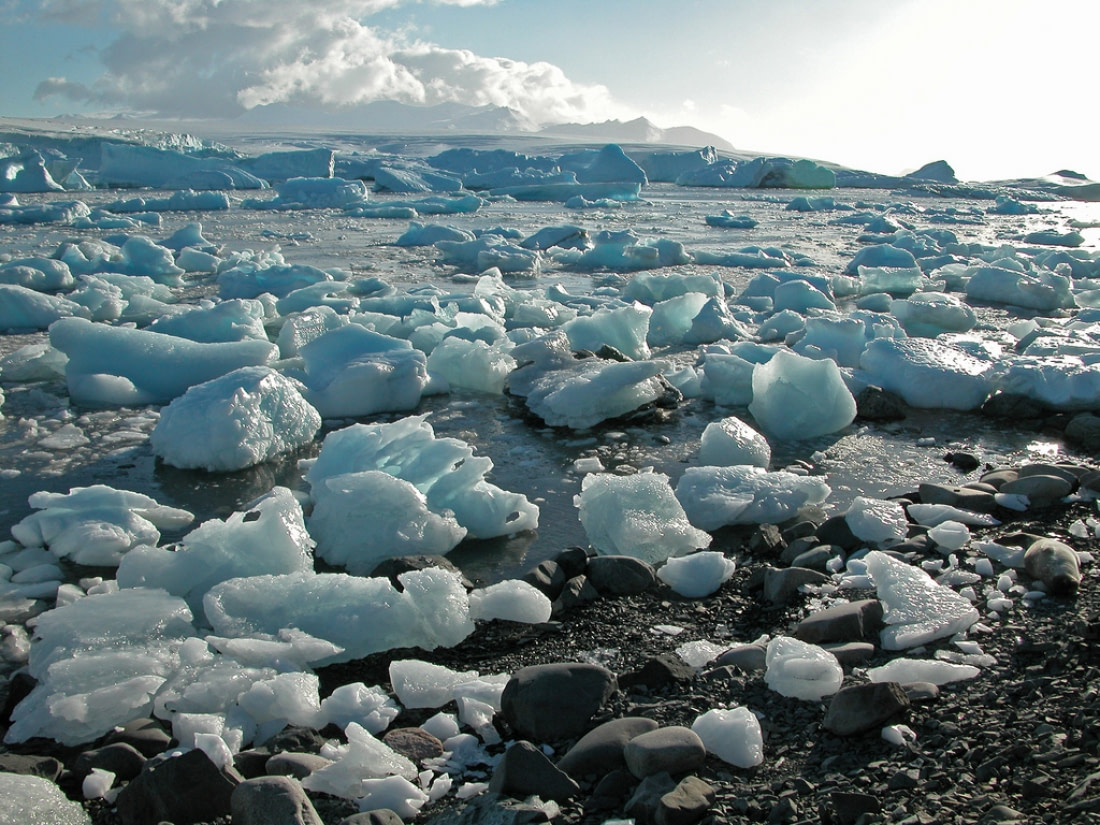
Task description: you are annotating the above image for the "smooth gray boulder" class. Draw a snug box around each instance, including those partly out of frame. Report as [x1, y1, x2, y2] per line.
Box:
[500, 662, 617, 743]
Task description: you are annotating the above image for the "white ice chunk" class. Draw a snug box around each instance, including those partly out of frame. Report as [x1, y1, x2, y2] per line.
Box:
[907, 503, 1000, 527]
[576, 472, 711, 564]
[205, 568, 474, 665]
[691, 707, 764, 768]
[12, 484, 194, 567]
[468, 580, 552, 624]
[205, 627, 344, 670]
[748, 349, 856, 441]
[928, 520, 971, 551]
[118, 487, 313, 620]
[389, 660, 479, 709]
[882, 724, 918, 747]
[302, 722, 418, 800]
[237, 672, 322, 741]
[675, 639, 726, 668]
[845, 496, 909, 544]
[866, 657, 981, 685]
[421, 712, 461, 742]
[675, 465, 830, 530]
[82, 767, 115, 800]
[866, 550, 980, 650]
[426, 337, 516, 395]
[657, 551, 736, 598]
[356, 775, 430, 818]
[151, 366, 321, 472]
[858, 338, 995, 411]
[764, 636, 843, 700]
[308, 471, 467, 575]
[698, 416, 771, 468]
[320, 683, 401, 735]
[0, 773, 92, 825]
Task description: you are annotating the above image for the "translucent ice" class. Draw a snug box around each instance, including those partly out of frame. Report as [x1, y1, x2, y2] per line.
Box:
[0, 284, 88, 331]
[389, 660, 479, 709]
[698, 416, 771, 468]
[692, 707, 764, 768]
[468, 580, 552, 624]
[657, 551, 736, 598]
[907, 504, 999, 527]
[356, 775, 430, 818]
[302, 722, 418, 800]
[891, 292, 976, 337]
[563, 302, 653, 361]
[151, 366, 321, 471]
[675, 466, 830, 531]
[927, 520, 971, 551]
[764, 636, 843, 700]
[866, 657, 981, 685]
[575, 472, 711, 564]
[12, 485, 194, 567]
[0, 773, 92, 825]
[858, 338, 995, 410]
[204, 568, 475, 664]
[50, 317, 278, 406]
[845, 496, 909, 545]
[866, 550, 980, 650]
[319, 683, 401, 734]
[118, 487, 314, 619]
[748, 350, 856, 441]
[308, 471, 467, 575]
[426, 337, 516, 394]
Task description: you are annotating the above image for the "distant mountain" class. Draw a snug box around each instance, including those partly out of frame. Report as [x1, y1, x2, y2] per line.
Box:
[232, 103, 730, 149]
[538, 116, 734, 151]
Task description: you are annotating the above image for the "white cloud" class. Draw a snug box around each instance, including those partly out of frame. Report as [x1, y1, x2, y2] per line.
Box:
[30, 0, 614, 123]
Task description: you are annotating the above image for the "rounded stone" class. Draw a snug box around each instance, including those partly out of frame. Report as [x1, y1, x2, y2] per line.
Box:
[623, 726, 706, 779]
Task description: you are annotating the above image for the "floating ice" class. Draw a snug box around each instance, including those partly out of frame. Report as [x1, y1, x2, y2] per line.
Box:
[5, 587, 195, 745]
[151, 366, 321, 472]
[304, 415, 538, 539]
[576, 472, 711, 564]
[858, 338, 995, 410]
[764, 636, 843, 700]
[691, 707, 764, 768]
[426, 337, 516, 394]
[678, 157, 834, 189]
[12, 485, 194, 567]
[748, 350, 856, 441]
[147, 299, 268, 344]
[468, 580, 552, 624]
[997, 356, 1100, 411]
[657, 551, 736, 598]
[98, 143, 265, 189]
[965, 265, 1075, 311]
[118, 487, 314, 619]
[891, 292, 976, 337]
[389, 660, 479, 709]
[866, 550, 980, 650]
[245, 177, 368, 209]
[0, 257, 73, 290]
[866, 657, 981, 685]
[0, 284, 89, 331]
[647, 292, 709, 347]
[698, 416, 771, 468]
[675, 466, 830, 530]
[563, 302, 652, 361]
[50, 317, 278, 406]
[204, 568, 475, 664]
[845, 496, 909, 545]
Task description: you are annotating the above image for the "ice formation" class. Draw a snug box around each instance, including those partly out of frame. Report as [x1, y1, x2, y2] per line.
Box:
[150, 366, 321, 471]
[748, 350, 856, 440]
[657, 551, 736, 598]
[468, 579, 552, 623]
[697, 416, 771, 468]
[865, 550, 980, 649]
[692, 707, 764, 768]
[845, 496, 909, 545]
[575, 472, 711, 564]
[388, 660, 479, 709]
[675, 466, 830, 531]
[858, 338, 995, 410]
[764, 636, 843, 700]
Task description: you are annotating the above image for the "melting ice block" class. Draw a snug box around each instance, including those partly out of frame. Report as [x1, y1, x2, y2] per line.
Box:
[748, 349, 856, 441]
[691, 707, 764, 768]
[563, 302, 653, 361]
[426, 337, 516, 394]
[204, 568, 475, 664]
[12, 485, 194, 567]
[151, 366, 321, 472]
[698, 416, 771, 468]
[319, 683, 401, 734]
[302, 722, 418, 800]
[304, 415, 538, 540]
[50, 317, 278, 406]
[468, 580, 552, 624]
[866, 550, 979, 650]
[845, 496, 909, 545]
[5, 588, 195, 745]
[575, 472, 711, 564]
[309, 471, 466, 575]
[0, 773, 92, 825]
[866, 657, 981, 686]
[389, 660, 479, 709]
[674, 466, 830, 531]
[0, 284, 89, 331]
[657, 551, 736, 598]
[764, 636, 843, 700]
[118, 487, 313, 620]
[858, 338, 995, 410]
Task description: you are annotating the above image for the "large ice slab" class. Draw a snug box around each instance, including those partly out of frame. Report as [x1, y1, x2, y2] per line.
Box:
[151, 367, 321, 472]
[49, 317, 278, 406]
[675, 466, 830, 530]
[117, 487, 314, 620]
[303, 415, 538, 540]
[748, 350, 856, 441]
[204, 568, 475, 664]
[865, 550, 980, 650]
[12, 485, 194, 567]
[97, 143, 266, 189]
[575, 472, 711, 563]
[5, 588, 195, 745]
[678, 157, 835, 189]
[965, 265, 1075, 311]
[997, 355, 1100, 411]
[858, 338, 996, 410]
[0, 284, 89, 331]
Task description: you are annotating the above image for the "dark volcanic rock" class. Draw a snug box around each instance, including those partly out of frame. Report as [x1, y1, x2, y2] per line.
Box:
[115, 748, 243, 825]
[488, 740, 580, 802]
[557, 716, 660, 779]
[794, 598, 883, 645]
[623, 726, 706, 779]
[586, 555, 657, 595]
[500, 662, 618, 743]
[230, 775, 324, 825]
[619, 652, 696, 691]
[823, 681, 910, 736]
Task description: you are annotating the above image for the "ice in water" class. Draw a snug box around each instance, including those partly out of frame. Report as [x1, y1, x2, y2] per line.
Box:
[697, 416, 770, 468]
[675, 466, 830, 531]
[748, 349, 856, 441]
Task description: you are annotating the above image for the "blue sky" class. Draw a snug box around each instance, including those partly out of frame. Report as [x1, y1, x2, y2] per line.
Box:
[1, 0, 1095, 182]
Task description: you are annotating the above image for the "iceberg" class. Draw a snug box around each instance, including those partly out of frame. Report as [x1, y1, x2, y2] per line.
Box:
[245, 177, 368, 210]
[97, 143, 266, 190]
[675, 465, 830, 530]
[678, 157, 835, 189]
[151, 367, 320, 472]
[865, 550, 980, 650]
[575, 472, 711, 564]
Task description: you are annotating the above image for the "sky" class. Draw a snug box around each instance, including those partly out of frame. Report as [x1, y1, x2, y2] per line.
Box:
[1, 0, 1095, 182]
